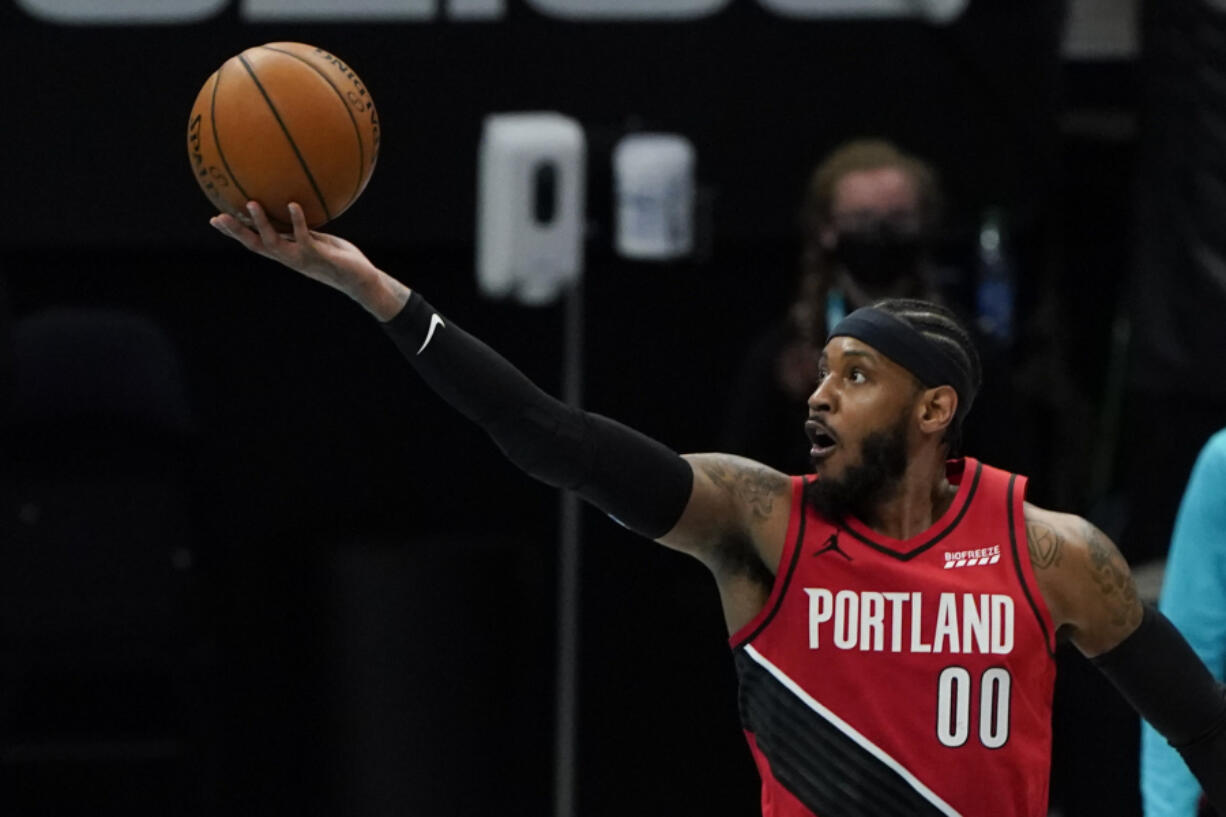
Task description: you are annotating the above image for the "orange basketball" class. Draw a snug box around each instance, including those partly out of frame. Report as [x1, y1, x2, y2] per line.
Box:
[187, 42, 379, 230]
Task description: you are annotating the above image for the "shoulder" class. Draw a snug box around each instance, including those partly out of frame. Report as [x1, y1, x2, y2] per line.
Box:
[664, 453, 794, 574]
[1021, 503, 1128, 589]
[684, 453, 794, 523]
[1206, 427, 1226, 456]
[1193, 429, 1226, 478]
[1168, 430, 1226, 558]
[1021, 503, 1083, 568]
[1023, 502, 1143, 656]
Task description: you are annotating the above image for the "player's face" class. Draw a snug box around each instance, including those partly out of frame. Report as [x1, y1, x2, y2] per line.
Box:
[805, 336, 921, 483]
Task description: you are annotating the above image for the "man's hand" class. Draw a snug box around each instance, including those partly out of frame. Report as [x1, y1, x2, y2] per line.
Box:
[210, 201, 410, 321]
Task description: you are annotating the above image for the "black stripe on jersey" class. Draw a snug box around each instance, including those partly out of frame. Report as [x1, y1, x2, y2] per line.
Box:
[840, 462, 983, 561]
[1006, 473, 1056, 657]
[734, 478, 810, 648]
[735, 649, 955, 817]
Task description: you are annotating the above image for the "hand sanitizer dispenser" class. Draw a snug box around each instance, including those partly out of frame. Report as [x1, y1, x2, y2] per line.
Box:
[477, 113, 586, 305]
[613, 132, 695, 261]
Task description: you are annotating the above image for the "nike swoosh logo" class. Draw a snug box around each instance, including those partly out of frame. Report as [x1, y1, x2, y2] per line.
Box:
[417, 313, 445, 355]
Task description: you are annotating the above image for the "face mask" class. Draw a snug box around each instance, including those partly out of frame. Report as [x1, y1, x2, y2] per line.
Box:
[831, 224, 925, 289]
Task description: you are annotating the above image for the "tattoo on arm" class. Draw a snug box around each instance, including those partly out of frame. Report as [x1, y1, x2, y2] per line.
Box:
[697, 456, 788, 523]
[1026, 521, 1064, 569]
[1083, 520, 1142, 629]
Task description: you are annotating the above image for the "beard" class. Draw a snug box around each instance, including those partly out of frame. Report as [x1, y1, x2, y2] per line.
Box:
[806, 409, 910, 522]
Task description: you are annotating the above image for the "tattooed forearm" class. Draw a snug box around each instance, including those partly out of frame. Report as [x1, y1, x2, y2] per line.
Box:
[1083, 520, 1142, 629]
[1026, 521, 1064, 569]
[698, 456, 788, 522]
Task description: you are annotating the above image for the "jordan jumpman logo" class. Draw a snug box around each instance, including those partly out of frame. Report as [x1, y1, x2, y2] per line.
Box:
[813, 531, 852, 561]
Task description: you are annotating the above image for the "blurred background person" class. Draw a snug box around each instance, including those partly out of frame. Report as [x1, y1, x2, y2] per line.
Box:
[1140, 428, 1226, 817]
[720, 138, 946, 475]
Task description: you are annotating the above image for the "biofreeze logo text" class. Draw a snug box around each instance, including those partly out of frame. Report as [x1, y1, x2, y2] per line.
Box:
[805, 589, 1014, 654]
[943, 544, 1001, 568]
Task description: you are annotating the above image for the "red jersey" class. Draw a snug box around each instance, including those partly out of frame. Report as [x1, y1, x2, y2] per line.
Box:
[729, 458, 1056, 817]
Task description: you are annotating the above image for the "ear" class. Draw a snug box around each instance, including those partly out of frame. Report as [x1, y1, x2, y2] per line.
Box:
[916, 385, 957, 437]
[818, 224, 838, 251]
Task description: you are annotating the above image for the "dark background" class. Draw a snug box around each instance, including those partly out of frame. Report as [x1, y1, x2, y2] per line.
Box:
[0, 1, 1169, 815]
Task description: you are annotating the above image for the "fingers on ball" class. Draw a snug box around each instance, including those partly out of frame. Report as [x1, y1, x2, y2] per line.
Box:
[246, 201, 276, 240]
[288, 203, 311, 241]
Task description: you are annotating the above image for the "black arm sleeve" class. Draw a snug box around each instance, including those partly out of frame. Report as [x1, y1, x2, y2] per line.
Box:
[381, 292, 693, 539]
[1092, 605, 1226, 809]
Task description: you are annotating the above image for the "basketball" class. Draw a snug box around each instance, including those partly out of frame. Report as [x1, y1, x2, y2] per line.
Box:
[187, 42, 379, 230]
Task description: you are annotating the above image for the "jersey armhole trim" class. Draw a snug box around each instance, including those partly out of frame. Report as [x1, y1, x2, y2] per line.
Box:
[1006, 473, 1057, 657]
[729, 475, 809, 649]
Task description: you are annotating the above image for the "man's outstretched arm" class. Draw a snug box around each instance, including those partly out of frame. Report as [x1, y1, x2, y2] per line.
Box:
[211, 202, 791, 582]
[381, 288, 693, 539]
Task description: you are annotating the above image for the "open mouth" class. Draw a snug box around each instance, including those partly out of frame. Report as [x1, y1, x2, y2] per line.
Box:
[805, 419, 839, 460]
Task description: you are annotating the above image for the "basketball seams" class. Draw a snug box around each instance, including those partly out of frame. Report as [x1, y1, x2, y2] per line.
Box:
[188, 43, 376, 229]
[258, 44, 366, 213]
[209, 64, 252, 209]
[237, 53, 333, 223]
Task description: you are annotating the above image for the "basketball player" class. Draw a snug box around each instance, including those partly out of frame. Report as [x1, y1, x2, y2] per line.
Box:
[211, 201, 1225, 817]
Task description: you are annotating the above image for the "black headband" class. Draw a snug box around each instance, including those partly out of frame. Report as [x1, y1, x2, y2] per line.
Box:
[827, 306, 975, 420]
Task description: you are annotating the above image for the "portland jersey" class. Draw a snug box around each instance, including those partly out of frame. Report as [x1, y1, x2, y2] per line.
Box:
[730, 458, 1056, 817]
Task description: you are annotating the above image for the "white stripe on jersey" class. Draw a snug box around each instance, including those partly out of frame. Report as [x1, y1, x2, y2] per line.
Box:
[742, 644, 964, 817]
